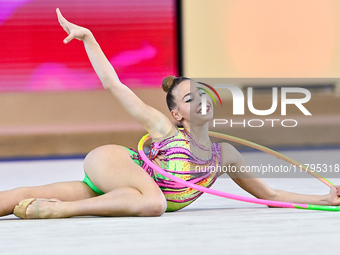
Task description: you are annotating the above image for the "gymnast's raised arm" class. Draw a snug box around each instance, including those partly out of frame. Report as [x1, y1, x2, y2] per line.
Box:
[56, 8, 174, 139]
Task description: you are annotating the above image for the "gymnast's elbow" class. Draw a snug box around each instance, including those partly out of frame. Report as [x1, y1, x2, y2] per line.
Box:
[261, 189, 281, 208]
[102, 80, 115, 91]
[103, 85, 113, 92]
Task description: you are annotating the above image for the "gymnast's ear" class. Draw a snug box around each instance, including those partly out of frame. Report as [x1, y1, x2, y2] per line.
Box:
[171, 109, 183, 123]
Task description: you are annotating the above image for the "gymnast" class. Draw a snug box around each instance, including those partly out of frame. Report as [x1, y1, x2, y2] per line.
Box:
[1, 8, 340, 219]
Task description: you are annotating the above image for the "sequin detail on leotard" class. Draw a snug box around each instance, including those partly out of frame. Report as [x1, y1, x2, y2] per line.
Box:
[134, 128, 221, 212]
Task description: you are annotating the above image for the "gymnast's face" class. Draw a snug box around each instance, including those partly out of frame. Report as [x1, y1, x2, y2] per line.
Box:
[171, 80, 214, 125]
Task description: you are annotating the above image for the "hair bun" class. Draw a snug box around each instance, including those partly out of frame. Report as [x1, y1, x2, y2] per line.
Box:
[162, 76, 176, 93]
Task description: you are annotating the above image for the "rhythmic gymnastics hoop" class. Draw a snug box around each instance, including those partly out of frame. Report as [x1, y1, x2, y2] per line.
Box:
[138, 130, 340, 211]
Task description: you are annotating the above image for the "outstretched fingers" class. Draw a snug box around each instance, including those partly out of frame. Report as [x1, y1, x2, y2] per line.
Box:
[56, 8, 90, 44]
[56, 8, 63, 23]
[56, 8, 75, 44]
[56, 8, 68, 31]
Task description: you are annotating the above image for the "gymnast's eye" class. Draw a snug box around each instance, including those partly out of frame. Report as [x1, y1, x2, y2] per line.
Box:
[199, 91, 206, 96]
[183, 92, 194, 103]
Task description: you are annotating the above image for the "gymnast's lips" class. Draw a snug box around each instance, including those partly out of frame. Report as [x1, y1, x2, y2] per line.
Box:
[197, 105, 210, 114]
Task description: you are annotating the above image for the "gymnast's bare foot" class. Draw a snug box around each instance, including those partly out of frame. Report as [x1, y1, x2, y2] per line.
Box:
[14, 198, 63, 219]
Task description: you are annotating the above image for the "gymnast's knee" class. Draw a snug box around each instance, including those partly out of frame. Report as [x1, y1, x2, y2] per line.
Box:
[139, 197, 167, 217]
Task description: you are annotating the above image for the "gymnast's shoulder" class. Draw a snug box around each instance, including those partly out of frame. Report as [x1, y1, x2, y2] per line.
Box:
[218, 142, 244, 166]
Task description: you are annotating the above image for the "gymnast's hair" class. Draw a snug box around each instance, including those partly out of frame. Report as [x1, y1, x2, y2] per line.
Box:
[162, 76, 190, 111]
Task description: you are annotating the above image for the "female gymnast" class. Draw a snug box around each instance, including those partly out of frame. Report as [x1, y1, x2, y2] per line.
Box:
[1, 8, 340, 219]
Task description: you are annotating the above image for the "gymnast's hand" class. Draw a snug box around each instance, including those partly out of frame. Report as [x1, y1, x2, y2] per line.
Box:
[56, 8, 91, 44]
[327, 185, 340, 205]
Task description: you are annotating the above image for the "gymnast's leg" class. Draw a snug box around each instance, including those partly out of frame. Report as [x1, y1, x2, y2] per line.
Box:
[10, 145, 167, 218]
[0, 181, 97, 217]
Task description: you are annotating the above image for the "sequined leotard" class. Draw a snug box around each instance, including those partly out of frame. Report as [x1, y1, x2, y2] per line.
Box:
[135, 128, 222, 212]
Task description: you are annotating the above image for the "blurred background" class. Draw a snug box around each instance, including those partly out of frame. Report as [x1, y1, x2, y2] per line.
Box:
[0, 0, 339, 159]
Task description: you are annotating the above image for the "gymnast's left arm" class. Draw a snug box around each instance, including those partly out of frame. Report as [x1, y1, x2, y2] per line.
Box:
[220, 143, 340, 206]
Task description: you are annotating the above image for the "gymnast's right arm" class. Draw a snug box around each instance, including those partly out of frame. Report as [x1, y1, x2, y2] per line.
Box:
[56, 8, 174, 138]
